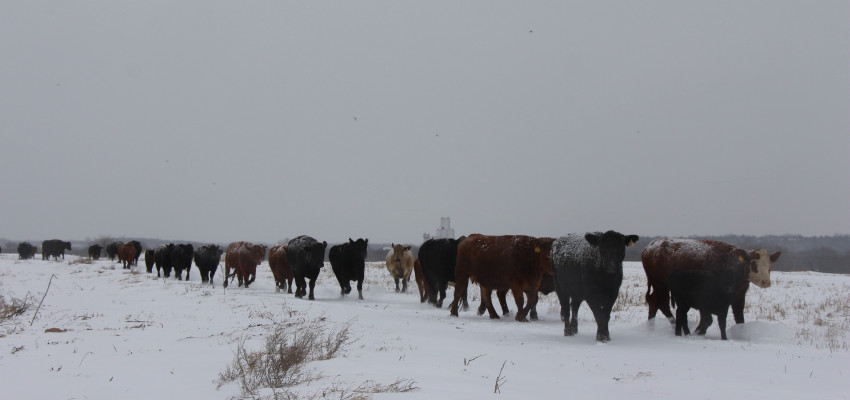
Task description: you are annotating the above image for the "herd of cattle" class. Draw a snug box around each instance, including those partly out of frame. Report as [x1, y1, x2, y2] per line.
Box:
[10, 231, 781, 342]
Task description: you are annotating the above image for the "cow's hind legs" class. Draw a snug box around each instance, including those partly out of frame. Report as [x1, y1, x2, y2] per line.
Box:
[566, 298, 581, 336]
[480, 287, 500, 319]
[308, 278, 316, 300]
[357, 279, 363, 300]
[675, 306, 691, 336]
[695, 311, 713, 335]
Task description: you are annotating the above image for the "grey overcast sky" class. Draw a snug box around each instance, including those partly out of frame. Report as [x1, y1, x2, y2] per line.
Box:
[1, 1, 848, 245]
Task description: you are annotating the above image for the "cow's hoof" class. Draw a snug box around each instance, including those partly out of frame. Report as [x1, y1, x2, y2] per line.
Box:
[596, 334, 611, 342]
[530, 315, 538, 321]
[564, 327, 577, 336]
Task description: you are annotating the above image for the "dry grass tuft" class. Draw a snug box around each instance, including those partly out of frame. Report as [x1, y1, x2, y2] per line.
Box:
[217, 317, 356, 397]
[68, 257, 93, 265]
[0, 295, 30, 321]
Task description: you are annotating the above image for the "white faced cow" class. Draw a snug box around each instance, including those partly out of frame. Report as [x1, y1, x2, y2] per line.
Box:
[641, 238, 781, 327]
[385, 244, 414, 293]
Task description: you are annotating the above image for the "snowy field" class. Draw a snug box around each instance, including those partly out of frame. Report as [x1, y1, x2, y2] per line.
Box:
[0, 253, 848, 399]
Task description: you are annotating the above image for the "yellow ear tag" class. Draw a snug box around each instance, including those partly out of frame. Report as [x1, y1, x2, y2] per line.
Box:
[534, 247, 541, 253]
[628, 241, 635, 247]
[738, 256, 744, 261]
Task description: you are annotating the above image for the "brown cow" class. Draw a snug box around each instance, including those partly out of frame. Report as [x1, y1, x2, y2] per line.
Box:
[450, 234, 555, 322]
[268, 244, 293, 293]
[641, 238, 781, 326]
[117, 242, 137, 270]
[413, 258, 430, 303]
[224, 241, 267, 289]
[385, 244, 414, 293]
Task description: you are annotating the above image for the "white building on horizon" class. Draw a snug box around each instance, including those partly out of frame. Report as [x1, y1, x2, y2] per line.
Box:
[423, 217, 455, 241]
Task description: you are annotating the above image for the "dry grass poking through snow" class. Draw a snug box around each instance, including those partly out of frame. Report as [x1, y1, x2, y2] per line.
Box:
[747, 275, 850, 352]
[218, 309, 419, 399]
[0, 295, 31, 322]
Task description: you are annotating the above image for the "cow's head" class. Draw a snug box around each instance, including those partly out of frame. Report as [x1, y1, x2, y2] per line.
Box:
[64, 241, 72, 250]
[584, 231, 639, 273]
[307, 241, 327, 266]
[350, 238, 369, 259]
[734, 249, 780, 288]
[390, 243, 405, 265]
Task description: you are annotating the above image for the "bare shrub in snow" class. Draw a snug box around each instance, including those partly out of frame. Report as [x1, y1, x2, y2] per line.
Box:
[0, 295, 30, 322]
[217, 317, 356, 397]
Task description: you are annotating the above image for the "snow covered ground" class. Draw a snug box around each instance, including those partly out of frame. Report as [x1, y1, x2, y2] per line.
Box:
[0, 254, 847, 399]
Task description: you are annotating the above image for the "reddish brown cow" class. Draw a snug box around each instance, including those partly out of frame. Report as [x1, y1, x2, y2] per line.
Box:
[224, 241, 267, 289]
[450, 234, 555, 322]
[268, 244, 294, 293]
[413, 258, 429, 303]
[117, 242, 137, 270]
[641, 238, 781, 326]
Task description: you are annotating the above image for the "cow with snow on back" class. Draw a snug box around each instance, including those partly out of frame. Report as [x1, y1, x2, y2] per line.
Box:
[641, 238, 781, 327]
[552, 231, 639, 342]
[286, 236, 327, 300]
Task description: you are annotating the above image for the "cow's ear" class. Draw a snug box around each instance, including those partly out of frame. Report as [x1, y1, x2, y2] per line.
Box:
[349, 238, 354, 244]
[625, 235, 639, 247]
[733, 249, 749, 263]
[585, 233, 601, 246]
[770, 251, 781, 263]
[391, 243, 395, 247]
[322, 241, 327, 248]
[404, 246, 411, 251]
[364, 239, 368, 245]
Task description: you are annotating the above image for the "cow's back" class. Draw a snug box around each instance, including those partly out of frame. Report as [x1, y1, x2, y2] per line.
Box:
[458, 234, 553, 290]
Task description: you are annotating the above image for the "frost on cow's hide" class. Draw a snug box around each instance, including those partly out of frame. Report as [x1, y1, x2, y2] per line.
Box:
[551, 234, 595, 267]
[644, 238, 715, 258]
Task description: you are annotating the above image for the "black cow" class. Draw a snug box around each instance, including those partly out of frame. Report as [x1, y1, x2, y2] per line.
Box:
[17, 242, 36, 260]
[418, 237, 468, 309]
[144, 249, 156, 273]
[194, 245, 223, 284]
[551, 231, 639, 342]
[670, 268, 740, 340]
[88, 244, 103, 260]
[106, 242, 123, 261]
[42, 239, 72, 261]
[286, 235, 327, 300]
[155, 244, 175, 278]
[329, 238, 369, 300]
[171, 244, 194, 281]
